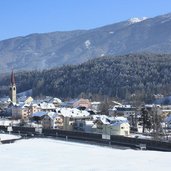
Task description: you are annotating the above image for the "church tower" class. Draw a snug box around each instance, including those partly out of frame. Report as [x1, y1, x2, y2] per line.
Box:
[9, 70, 17, 104]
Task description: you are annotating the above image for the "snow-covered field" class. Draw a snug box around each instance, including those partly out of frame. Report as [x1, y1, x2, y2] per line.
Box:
[0, 133, 21, 141]
[0, 138, 171, 171]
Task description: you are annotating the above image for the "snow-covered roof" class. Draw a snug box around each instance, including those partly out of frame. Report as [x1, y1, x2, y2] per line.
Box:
[32, 111, 47, 117]
[115, 116, 128, 121]
[111, 120, 129, 126]
[112, 101, 122, 106]
[145, 104, 161, 108]
[57, 108, 90, 118]
[91, 102, 101, 105]
[85, 120, 94, 125]
[46, 112, 58, 120]
[93, 115, 111, 124]
[12, 102, 30, 108]
[39, 102, 56, 109]
[32, 103, 39, 107]
[0, 97, 11, 103]
[110, 105, 136, 111]
[60, 99, 78, 107]
[53, 98, 62, 104]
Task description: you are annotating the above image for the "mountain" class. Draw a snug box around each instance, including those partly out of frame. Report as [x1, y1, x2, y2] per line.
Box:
[1, 12, 171, 73]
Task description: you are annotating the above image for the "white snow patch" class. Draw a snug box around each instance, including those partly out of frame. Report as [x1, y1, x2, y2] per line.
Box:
[109, 31, 114, 34]
[128, 17, 148, 24]
[84, 40, 91, 48]
[0, 134, 21, 141]
[161, 17, 171, 23]
[101, 53, 105, 56]
[0, 138, 171, 171]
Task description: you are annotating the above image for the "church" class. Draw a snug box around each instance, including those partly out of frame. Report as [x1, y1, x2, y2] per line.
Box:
[9, 70, 17, 104]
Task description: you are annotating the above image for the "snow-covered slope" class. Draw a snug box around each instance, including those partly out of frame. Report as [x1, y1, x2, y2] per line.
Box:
[0, 138, 170, 171]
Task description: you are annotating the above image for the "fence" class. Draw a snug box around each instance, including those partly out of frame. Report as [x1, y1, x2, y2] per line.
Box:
[1, 125, 171, 151]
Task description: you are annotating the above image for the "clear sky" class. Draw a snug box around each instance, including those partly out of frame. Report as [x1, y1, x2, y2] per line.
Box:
[0, 0, 171, 40]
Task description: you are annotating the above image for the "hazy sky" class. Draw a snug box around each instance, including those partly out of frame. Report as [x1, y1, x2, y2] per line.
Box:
[0, 0, 171, 40]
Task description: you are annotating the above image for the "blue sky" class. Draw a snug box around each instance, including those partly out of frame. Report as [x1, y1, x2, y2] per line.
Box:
[0, 0, 171, 40]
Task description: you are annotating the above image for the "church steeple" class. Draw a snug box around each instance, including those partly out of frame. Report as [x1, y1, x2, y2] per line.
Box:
[11, 69, 15, 85]
[9, 70, 17, 104]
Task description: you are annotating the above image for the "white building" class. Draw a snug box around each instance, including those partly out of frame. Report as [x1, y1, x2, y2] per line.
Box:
[109, 105, 136, 117]
[103, 120, 130, 136]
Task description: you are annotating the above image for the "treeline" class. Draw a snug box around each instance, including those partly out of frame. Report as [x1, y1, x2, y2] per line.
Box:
[1, 53, 171, 104]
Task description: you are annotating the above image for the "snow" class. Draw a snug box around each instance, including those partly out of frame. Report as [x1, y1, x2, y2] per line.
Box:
[84, 40, 91, 48]
[93, 115, 111, 124]
[58, 108, 90, 118]
[0, 138, 171, 171]
[131, 133, 152, 139]
[128, 17, 147, 24]
[0, 133, 21, 141]
[91, 101, 101, 105]
[0, 119, 21, 127]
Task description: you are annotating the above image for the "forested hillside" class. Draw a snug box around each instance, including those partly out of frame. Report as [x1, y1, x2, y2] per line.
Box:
[1, 53, 171, 103]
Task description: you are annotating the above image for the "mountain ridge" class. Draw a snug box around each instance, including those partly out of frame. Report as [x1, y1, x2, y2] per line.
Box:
[1, 12, 171, 73]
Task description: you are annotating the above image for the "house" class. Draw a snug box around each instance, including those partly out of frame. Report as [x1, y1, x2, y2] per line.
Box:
[11, 101, 41, 121]
[103, 120, 130, 136]
[38, 102, 56, 112]
[30, 103, 41, 114]
[60, 99, 78, 108]
[32, 111, 47, 123]
[48, 97, 62, 107]
[91, 101, 101, 114]
[73, 98, 91, 109]
[12, 103, 32, 121]
[109, 105, 136, 117]
[72, 119, 95, 132]
[41, 112, 59, 129]
[109, 105, 137, 127]
[17, 96, 33, 104]
[93, 115, 112, 133]
[56, 107, 91, 131]
[32, 107, 91, 130]
[93, 115, 130, 136]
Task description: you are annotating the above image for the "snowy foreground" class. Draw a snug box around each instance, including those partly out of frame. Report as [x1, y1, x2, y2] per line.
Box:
[0, 138, 171, 171]
[0, 133, 21, 141]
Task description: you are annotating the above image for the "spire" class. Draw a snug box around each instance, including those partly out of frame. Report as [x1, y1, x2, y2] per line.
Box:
[11, 69, 15, 85]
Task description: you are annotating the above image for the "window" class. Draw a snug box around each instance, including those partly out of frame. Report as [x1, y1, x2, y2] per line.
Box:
[79, 123, 83, 127]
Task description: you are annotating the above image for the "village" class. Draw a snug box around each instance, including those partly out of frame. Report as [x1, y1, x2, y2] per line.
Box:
[0, 71, 171, 142]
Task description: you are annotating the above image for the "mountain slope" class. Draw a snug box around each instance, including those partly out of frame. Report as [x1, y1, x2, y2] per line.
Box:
[1, 53, 171, 103]
[1, 13, 171, 73]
